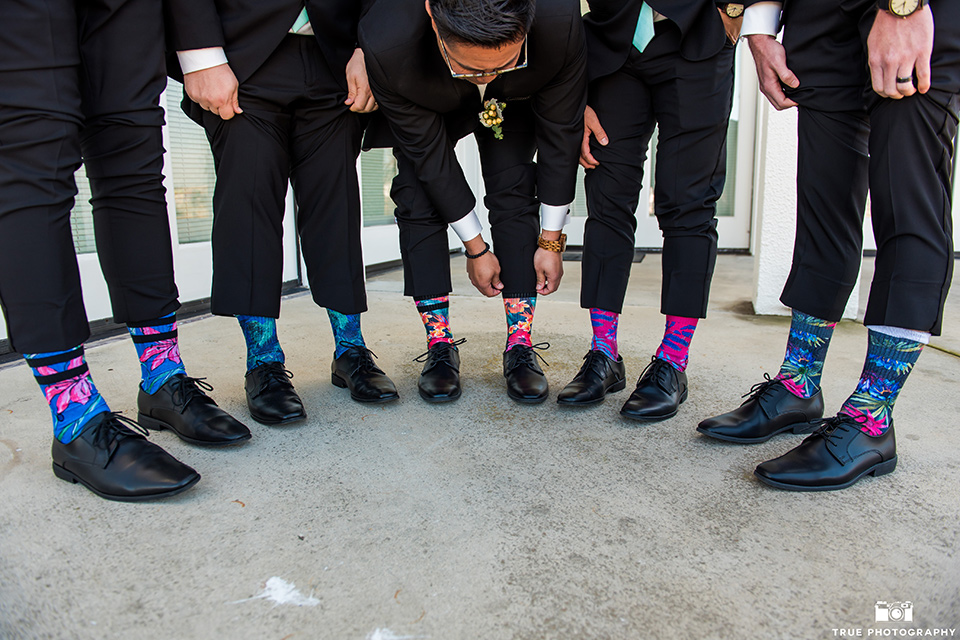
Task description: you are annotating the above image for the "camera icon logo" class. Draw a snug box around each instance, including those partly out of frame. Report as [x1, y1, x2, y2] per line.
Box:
[875, 601, 914, 622]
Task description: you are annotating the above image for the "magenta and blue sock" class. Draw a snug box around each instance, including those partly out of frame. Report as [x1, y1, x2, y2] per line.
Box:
[775, 310, 837, 398]
[328, 310, 365, 357]
[237, 315, 285, 372]
[840, 329, 924, 436]
[655, 315, 698, 372]
[589, 308, 619, 360]
[24, 346, 111, 444]
[128, 313, 187, 394]
[505, 297, 536, 351]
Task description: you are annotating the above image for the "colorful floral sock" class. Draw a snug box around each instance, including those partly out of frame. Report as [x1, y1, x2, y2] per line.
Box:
[415, 296, 454, 348]
[128, 313, 186, 394]
[655, 315, 698, 372]
[589, 308, 619, 360]
[840, 329, 924, 436]
[328, 310, 365, 357]
[237, 315, 285, 372]
[775, 310, 837, 398]
[24, 346, 111, 444]
[504, 296, 536, 351]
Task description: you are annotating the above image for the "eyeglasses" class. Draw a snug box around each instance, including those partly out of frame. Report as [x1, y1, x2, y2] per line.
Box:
[438, 35, 528, 79]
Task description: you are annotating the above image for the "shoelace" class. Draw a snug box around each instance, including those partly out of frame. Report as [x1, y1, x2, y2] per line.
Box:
[638, 356, 674, 389]
[808, 413, 868, 444]
[505, 342, 550, 372]
[739, 372, 781, 406]
[91, 412, 148, 451]
[581, 350, 612, 378]
[414, 338, 467, 367]
[338, 341, 384, 374]
[252, 360, 295, 395]
[170, 376, 215, 412]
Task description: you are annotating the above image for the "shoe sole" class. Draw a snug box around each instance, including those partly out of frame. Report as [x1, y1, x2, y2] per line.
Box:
[557, 378, 627, 406]
[754, 456, 898, 492]
[696, 421, 819, 444]
[248, 411, 307, 427]
[138, 413, 253, 446]
[53, 463, 201, 502]
[418, 387, 462, 403]
[508, 391, 549, 405]
[619, 389, 687, 423]
[331, 374, 399, 404]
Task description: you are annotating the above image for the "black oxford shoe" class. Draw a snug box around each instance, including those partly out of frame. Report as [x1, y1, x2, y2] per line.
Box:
[332, 343, 399, 403]
[52, 412, 200, 502]
[620, 357, 687, 422]
[138, 374, 251, 445]
[503, 343, 549, 404]
[557, 350, 626, 405]
[755, 414, 898, 491]
[245, 361, 307, 425]
[696, 375, 823, 443]
[415, 339, 465, 403]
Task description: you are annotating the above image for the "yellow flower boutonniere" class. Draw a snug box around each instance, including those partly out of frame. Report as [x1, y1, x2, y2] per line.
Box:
[479, 98, 506, 140]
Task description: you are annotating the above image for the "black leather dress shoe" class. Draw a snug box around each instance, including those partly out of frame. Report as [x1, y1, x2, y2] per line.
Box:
[332, 343, 399, 403]
[52, 412, 200, 502]
[503, 343, 549, 404]
[245, 361, 307, 425]
[755, 415, 898, 491]
[415, 339, 465, 403]
[138, 374, 251, 445]
[557, 350, 626, 405]
[620, 357, 687, 422]
[696, 375, 823, 443]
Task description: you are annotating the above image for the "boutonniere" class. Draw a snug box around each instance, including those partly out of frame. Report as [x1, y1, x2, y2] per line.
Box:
[479, 98, 506, 140]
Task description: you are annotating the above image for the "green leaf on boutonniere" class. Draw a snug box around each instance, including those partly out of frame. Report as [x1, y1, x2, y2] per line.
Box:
[479, 98, 506, 140]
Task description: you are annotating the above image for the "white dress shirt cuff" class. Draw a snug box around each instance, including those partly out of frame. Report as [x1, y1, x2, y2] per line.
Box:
[741, 2, 783, 37]
[177, 47, 229, 75]
[540, 203, 571, 232]
[450, 210, 484, 243]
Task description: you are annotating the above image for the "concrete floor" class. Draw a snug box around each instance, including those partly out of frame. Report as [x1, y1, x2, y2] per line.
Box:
[1, 255, 958, 639]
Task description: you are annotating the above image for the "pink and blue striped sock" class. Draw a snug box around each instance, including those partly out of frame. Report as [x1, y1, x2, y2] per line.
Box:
[655, 315, 698, 372]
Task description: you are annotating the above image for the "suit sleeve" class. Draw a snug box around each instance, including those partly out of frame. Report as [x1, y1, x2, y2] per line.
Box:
[361, 43, 477, 225]
[163, 0, 226, 52]
[532, 14, 588, 208]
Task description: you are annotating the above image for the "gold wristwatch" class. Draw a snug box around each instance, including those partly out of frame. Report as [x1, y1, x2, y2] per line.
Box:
[878, 0, 926, 17]
[537, 233, 567, 253]
[720, 3, 744, 18]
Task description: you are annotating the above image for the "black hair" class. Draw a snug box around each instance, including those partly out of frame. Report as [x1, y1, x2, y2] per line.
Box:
[429, 0, 536, 47]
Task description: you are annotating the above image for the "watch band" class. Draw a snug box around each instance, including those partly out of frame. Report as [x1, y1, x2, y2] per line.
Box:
[537, 233, 567, 253]
[877, 0, 926, 16]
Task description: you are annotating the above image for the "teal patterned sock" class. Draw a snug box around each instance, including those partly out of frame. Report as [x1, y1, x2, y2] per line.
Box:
[328, 310, 365, 357]
[840, 329, 923, 436]
[775, 310, 837, 398]
[237, 315, 285, 371]
[128, 313, 187, 394]
[24, 346, 111, 444]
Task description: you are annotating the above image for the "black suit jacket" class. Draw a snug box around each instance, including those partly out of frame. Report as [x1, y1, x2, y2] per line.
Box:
[359, 0, 587, 224]
[163, 0, 367, 88]
[584, 0, 728, 80]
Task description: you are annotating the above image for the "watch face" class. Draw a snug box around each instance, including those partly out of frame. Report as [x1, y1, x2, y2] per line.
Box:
[890, 0, 920, 16]
[725, 3, 744, 18]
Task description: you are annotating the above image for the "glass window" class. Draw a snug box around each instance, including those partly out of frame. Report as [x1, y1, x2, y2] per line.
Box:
[165, 78, 217, 245]
[360, 148, 398, 227]
[70, 165, 97, 254]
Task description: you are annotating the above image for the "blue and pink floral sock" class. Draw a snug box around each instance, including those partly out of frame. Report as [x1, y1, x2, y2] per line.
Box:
[328, 309, 365, 357]
[589, 308, 619, 360]
[237, 315, 285, 372]
[24, 346, 111, 444]
[505, 297, 536, 351]
[415, 296, 454, 348]
[128, 314, 187, 394]
[776, 310, 837, 398]
[840, 329, 923, 436]
[655, 315, 698, 372]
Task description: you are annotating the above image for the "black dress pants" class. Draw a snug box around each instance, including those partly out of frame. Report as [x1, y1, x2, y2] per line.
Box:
[192, 35, 366, 318]
[780, 0, 959, 334]
[580, 26, 735, 317]
[0, 0, 178, 353]
[391, 99, 541, 300]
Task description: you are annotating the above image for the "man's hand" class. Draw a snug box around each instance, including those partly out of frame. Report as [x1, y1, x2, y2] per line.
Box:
[534, 248, 563, 295]
[463, 236, 503, 297]
[719, 9, 743, 44]
[580, 105, 608, 169]
[745, 34, 799, 110]
[868, 6, 934, 99]
[183, 63, 242, 120]
[344, 48, 378, 113]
